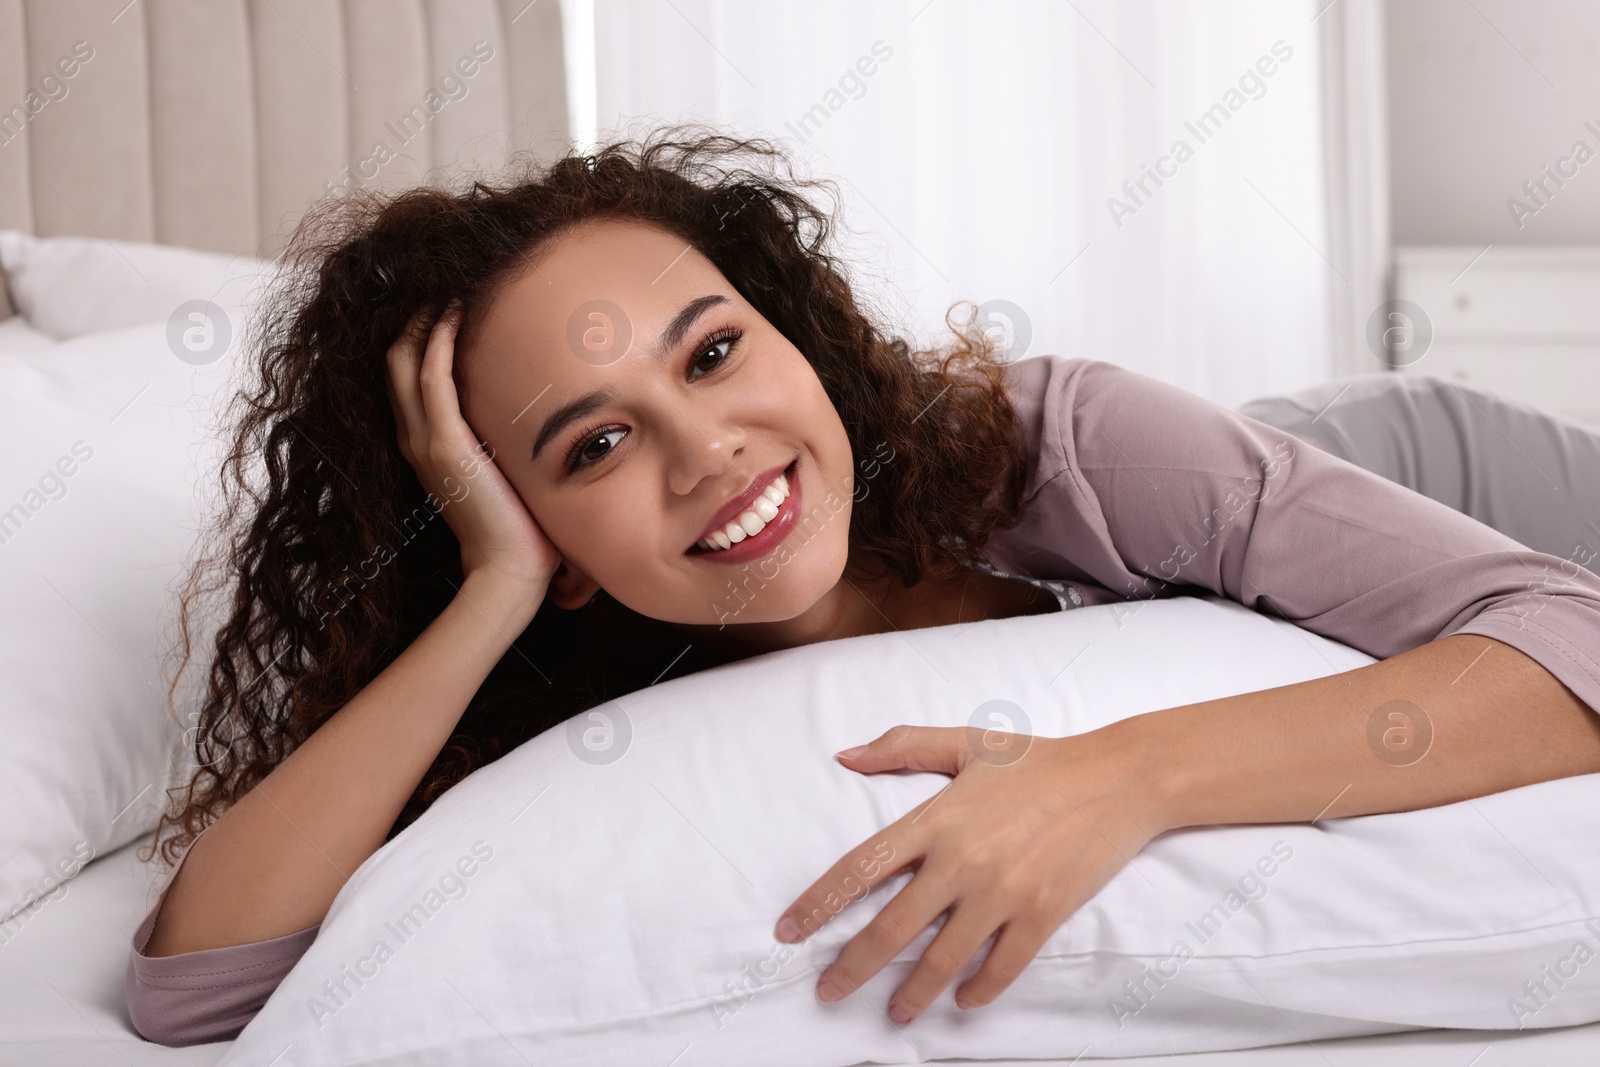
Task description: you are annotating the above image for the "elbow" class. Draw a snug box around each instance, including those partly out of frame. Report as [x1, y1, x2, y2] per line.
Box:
[124, 951, 252, 1047]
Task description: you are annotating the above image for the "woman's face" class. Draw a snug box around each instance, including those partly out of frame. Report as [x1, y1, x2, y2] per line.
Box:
[456, 217, 857, 628]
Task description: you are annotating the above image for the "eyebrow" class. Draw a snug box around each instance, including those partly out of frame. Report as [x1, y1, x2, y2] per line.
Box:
[655, 294, 730, 360]
[530, 294, 731, 462]
[530, 387, 618, 461]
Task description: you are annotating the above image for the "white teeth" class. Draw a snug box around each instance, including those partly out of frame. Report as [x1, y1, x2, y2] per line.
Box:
[694, 468, 793, 552]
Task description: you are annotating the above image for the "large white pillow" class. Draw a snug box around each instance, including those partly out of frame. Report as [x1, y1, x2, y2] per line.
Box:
[0, 230, 274, 341]
[220, 596, 1600, 1065]
[0, 320, 242, 924]
[0, 314, 56, 355]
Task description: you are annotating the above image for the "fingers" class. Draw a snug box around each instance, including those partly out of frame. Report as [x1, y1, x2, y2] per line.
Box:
[953, 913, 1055, 1010]
[774, 829, 910, 944]
[415, 302, 464, 428]
[835, 725, 974, 777]
[385, 302, 478, 484]
[887, 904, 995, 1022]
[813, 874, 950, 1009]
[384, 310, 433, 464]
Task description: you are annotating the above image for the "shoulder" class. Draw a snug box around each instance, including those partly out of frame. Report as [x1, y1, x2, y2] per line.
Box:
[998, 355, 1212, 491]
[998, 353, 1185, 431]
[995, 355, 1093, 479]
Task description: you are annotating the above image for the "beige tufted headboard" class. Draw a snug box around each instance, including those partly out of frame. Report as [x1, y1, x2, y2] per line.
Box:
[0, 0, 570, 268]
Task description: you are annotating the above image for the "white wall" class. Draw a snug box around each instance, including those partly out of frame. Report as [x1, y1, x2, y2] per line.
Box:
[1387, 0, 1600, 245]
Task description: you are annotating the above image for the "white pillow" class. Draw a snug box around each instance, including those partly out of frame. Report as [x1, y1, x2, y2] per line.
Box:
[0, 229, 274, 341]
[0, 320, 241, 924]
[220, 596, 1600, 1065]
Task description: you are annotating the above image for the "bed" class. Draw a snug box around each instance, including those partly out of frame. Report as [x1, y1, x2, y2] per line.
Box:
[4, 2, 1600, 1064]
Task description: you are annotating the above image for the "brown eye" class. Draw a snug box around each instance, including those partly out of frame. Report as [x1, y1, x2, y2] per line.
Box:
[687, 328, 741, 381]
[567, 426, 627, 471]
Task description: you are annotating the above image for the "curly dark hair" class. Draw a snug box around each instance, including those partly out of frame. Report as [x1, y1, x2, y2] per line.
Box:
[151, 127, 1032, 864]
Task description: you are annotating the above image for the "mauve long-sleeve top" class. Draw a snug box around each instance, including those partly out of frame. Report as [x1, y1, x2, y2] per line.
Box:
[126, 355, 1600, 1045]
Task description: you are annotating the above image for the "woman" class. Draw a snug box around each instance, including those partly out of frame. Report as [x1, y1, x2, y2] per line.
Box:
[126, 130, 1600, 1045]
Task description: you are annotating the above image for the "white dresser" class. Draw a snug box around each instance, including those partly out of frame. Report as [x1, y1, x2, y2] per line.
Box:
[1390, 246, 1600, 429]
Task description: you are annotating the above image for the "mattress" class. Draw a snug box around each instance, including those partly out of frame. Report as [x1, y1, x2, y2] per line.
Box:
[5, 840, 1600, 1065]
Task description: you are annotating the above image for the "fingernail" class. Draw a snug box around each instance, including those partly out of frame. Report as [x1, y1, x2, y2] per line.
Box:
[955, 994, 973, 1010]
[775, 917, 800, 942]
[816, 978, 843, 1003]
[889, 1003, 913, 1023]
[835, 745, 867, 761]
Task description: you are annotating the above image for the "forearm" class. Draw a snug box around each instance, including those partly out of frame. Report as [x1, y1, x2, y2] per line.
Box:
[144, 570, 540, 956]
[1133, 634, 1600, 832]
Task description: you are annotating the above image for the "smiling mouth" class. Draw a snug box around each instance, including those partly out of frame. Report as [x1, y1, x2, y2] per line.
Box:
[686, 459, 801, 561]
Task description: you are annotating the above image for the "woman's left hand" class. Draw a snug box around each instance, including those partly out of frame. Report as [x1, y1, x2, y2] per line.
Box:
[772, 722, 1170, 1024]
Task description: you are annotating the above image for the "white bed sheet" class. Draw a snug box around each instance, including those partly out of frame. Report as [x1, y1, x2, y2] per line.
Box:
[0, 835, 228, 1066]
[4, 838, 1599, 1066]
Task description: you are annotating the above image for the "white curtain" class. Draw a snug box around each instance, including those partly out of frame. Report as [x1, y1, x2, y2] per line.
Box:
[587, 0, 1334, 408]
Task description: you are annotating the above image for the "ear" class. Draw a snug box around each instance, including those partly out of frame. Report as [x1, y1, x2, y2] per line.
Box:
[546, 560, 601, 611]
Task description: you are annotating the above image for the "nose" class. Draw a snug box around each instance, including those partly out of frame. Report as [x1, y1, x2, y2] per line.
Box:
[660, 388, 747, 496]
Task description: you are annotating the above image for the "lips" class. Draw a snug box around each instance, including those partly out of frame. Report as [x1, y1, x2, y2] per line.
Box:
[687, 460, 804, 565]
[688, 459, 796, 552]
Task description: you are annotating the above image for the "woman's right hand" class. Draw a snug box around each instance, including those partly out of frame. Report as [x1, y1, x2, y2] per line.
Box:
[144, 304, 559, 970]
[384, 302, 562, 596]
